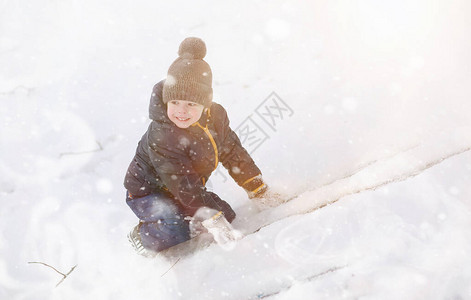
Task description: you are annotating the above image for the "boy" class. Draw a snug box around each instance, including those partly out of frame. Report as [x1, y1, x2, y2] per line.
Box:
[124, 37, 278, 256]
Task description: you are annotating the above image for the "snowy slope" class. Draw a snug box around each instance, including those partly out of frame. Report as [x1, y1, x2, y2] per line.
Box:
[164, 139, 471, 299]
[1, 0, 471, 299]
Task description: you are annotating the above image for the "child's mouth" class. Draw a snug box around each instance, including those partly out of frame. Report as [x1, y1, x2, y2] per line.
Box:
[176, 116, 190, 122]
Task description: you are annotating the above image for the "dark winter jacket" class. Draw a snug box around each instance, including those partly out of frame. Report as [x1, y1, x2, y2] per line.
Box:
[124, 80, 265, 222]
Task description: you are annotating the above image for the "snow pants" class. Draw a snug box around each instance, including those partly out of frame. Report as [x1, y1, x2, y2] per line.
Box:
[126, 191, 191, 252]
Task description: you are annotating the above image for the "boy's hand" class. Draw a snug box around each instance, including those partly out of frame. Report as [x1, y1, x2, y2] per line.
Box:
[186, 216, 207, 238]
[202, 211, 243, 247]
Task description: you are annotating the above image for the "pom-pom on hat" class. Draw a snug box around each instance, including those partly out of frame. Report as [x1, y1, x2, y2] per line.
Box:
[163, 37, 213, 108]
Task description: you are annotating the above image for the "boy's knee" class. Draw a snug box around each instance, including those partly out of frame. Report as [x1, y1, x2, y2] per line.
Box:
[139, 220, 190, 252]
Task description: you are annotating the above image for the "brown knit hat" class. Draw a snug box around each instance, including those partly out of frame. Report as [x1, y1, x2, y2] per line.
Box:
[162, 37, 213, 108]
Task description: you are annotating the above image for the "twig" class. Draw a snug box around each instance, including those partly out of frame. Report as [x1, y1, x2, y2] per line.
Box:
[55, 265, 77, 287]
[28, 261, 77, 287]
[59, 141, 103, 157]
[161, 258, 181, 277]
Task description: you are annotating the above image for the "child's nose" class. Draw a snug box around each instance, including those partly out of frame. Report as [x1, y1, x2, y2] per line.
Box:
[177, 104, 189, 114]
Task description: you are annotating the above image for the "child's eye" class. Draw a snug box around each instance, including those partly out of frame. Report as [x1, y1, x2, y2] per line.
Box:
[170, 100, 179, 105]
[188, 103, 197, 107]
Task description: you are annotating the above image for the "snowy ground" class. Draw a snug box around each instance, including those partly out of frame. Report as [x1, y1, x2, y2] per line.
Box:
[1, 0, 471, 299]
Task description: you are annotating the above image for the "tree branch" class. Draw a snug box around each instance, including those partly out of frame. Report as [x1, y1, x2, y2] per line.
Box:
[59, 141, 103, 157]
[161, 258, 180, 277]
[28, 261, 77, 287]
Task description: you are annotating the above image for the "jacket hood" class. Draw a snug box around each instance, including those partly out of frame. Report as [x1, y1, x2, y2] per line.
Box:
[149, 80, 169, 123]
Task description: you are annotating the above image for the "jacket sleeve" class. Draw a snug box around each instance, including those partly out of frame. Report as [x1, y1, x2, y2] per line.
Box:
[216, 106, 267, 197]
[146, 124, 236, 221]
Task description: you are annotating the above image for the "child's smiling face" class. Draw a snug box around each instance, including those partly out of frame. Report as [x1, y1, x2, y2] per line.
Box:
[167, 100, 205, 128]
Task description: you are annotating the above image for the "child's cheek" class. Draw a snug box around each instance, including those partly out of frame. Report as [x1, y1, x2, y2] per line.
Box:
[167, 106, 174, 119]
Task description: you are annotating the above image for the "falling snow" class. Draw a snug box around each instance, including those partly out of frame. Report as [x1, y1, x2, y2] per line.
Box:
[1, 0, 471, 300]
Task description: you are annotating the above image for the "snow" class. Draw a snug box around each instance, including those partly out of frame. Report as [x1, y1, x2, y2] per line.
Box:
[1, 0, 471, 299]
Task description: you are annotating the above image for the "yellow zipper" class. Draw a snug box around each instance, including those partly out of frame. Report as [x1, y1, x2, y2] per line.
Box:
[192, 122, 219, 171]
